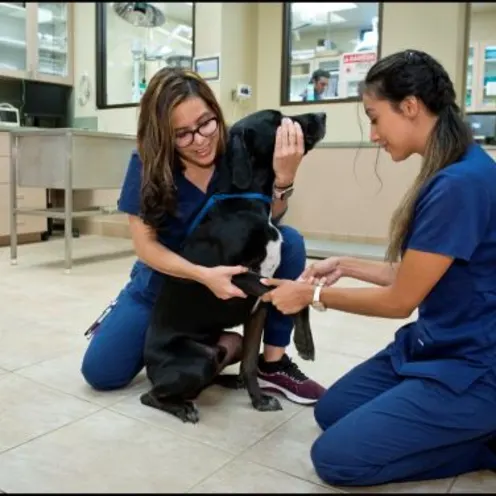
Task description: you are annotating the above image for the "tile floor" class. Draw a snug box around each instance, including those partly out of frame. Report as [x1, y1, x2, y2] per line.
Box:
[1, 235, 495, 493]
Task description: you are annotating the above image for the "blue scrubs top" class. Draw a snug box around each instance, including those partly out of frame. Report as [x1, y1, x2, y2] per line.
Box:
[389, 144, 496, 394]
[117, 151, 219, 300]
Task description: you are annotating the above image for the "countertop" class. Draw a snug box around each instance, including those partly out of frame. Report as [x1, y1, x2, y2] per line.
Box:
[0, 126, 135, 141]
[0, 126, 494, 150]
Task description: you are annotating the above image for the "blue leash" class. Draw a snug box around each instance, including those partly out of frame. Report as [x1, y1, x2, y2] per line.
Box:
[186, 192, 273, 237]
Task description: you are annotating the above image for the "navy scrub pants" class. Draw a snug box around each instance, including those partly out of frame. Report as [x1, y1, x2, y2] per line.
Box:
[81, 225, 305, 391]
[311, 349, 496, 487]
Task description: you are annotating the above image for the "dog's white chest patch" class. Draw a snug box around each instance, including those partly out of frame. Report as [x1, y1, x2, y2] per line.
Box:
[251, 219, 283, 315]
[260, 219, 283, 278]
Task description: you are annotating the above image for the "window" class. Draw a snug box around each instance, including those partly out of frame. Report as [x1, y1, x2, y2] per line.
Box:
[281, 2, 383, 105]
[96, 2, 195, 109]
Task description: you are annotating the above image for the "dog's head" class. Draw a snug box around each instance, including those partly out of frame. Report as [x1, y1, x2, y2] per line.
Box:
[224, 109, 327, 191]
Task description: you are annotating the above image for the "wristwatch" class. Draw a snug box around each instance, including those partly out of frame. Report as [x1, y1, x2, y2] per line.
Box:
[272, 182, 294, 201]
[311, 283, 326, 312]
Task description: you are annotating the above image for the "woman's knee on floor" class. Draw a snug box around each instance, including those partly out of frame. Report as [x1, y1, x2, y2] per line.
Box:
[277, 225, 306, 278]
[81, 345, 139, 391]
[310, 429, 379, 487]
[314, 385, 350, 431]
[81, 289, 152, 391]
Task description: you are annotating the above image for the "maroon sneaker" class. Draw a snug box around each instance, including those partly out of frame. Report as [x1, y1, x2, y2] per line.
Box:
[257, 354, 326, 405]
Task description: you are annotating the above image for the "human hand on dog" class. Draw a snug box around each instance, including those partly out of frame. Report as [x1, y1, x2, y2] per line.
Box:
[298, 257, 343, 286]
[201, 265, 248, 300]
[273, 117, 304, 187]
[261, 278, 313, 315]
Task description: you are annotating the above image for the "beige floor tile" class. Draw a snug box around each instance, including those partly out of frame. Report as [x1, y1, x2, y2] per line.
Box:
[190, 459, 340, 493]
[111, 383, 303, 454]
[239, 407, 454, 493]
[0, 321, 82, 371]
[0, 374, 100, 454]
[238, 405, 323, 485]
[0, 409, 234, 493]
[450, 470, 496, 493]
[15, 351, 149, 407]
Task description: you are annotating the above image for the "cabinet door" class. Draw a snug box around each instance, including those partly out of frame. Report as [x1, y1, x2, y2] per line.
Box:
[33, 2, 73, 86]
[478, 42, 496, 111]
[0, 2, 30, 79]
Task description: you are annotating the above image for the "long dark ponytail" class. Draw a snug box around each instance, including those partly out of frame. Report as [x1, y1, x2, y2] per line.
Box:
[360, 49, 473, 262]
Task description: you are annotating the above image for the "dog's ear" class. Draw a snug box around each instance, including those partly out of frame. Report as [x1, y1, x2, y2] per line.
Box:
[229, 132, 253, 190]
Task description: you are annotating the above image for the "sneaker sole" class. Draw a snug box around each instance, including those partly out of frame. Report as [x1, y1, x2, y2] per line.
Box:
[258, 378, 319, 406]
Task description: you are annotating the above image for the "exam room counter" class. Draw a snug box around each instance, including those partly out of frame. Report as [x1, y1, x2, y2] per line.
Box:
[0, 127, 136, 268]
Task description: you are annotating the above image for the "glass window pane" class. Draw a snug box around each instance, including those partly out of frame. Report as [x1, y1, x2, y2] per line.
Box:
[99, 2, 194, 108]
[285, 2, 380, 104]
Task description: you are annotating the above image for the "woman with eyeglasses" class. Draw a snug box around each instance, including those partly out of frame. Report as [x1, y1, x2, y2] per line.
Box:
[80, 67, 325, 404]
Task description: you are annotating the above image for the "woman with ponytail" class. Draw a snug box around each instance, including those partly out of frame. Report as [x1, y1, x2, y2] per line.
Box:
[262, 49, 496, 486]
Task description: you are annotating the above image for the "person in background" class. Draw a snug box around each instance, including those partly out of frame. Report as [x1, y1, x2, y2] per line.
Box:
[262, 49, 496, 487]
[301, 69, 331, 102]
[80, 67, 325, 405]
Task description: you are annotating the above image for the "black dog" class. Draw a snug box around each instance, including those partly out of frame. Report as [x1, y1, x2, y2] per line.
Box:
[140, 109, 327, 423]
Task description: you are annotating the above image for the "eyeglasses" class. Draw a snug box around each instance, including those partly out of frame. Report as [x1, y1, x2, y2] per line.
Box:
[174, 117, 219, 148]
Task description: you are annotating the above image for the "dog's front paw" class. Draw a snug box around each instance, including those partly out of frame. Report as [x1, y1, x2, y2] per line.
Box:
[140, 392, 200, 424]
[252, 394, 283, 412]
[176, 401, 200, 424]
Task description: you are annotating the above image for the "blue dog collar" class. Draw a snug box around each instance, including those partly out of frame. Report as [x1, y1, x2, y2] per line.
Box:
[186, 192, 273, 237]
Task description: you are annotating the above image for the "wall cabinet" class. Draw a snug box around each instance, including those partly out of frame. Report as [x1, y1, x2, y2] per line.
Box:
[0, 2, 73, 86]
[466, 41, 496, 113]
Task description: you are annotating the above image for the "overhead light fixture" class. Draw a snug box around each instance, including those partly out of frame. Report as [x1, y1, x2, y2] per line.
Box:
[113, 2, 165, 28]
[186, 2, 193, 5]
[292, 3, 357, 14]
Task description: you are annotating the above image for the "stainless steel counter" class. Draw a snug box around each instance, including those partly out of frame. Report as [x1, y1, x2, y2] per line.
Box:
[9, 128, 136, 272]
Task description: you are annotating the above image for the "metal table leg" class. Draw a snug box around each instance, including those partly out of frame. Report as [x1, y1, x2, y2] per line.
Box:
[10, 136, 18, 265]
[64, 137, 73, 274]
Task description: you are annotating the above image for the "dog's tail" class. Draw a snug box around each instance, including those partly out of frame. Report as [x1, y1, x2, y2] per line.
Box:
[293, 306, 315, 361]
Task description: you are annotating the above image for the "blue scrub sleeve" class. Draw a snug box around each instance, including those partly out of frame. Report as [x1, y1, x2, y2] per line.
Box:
[117, 151, 142, 216]
[406, 174, 491, 261]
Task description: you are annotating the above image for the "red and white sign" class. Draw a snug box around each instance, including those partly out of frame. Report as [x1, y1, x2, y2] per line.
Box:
[339, 51, 377, 98]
